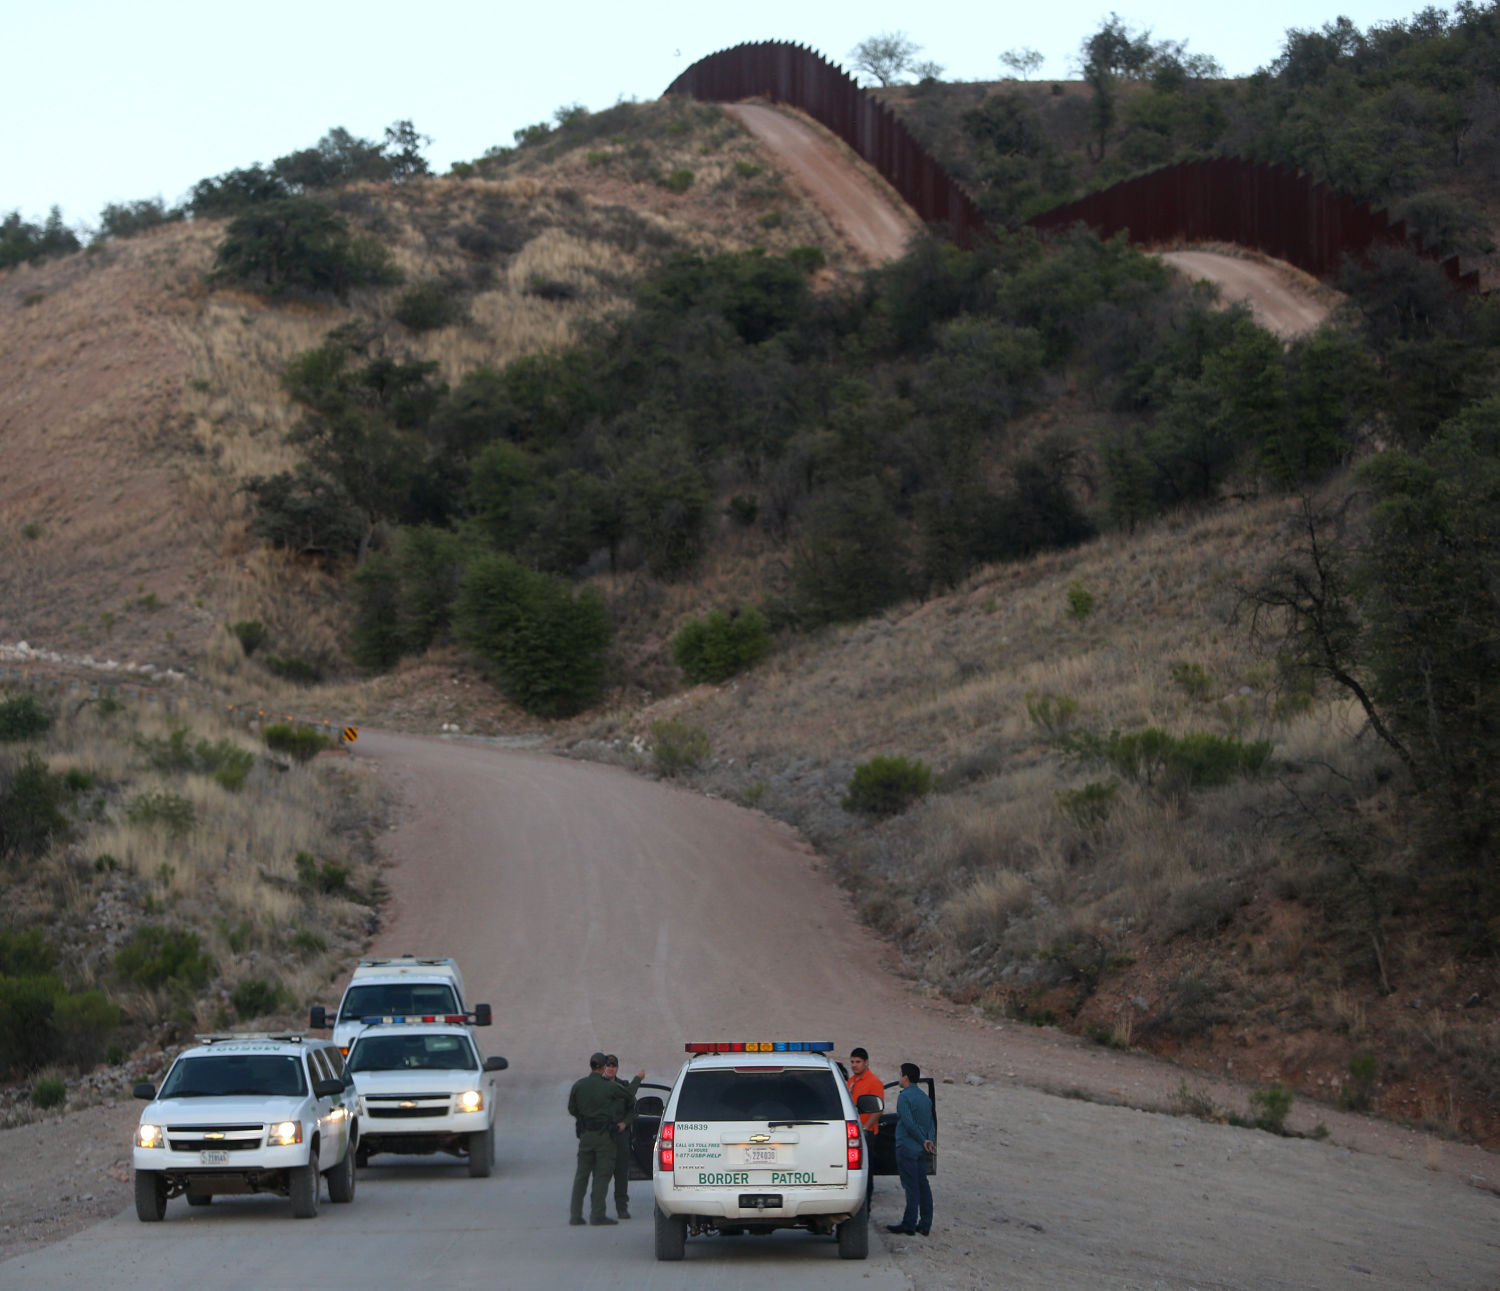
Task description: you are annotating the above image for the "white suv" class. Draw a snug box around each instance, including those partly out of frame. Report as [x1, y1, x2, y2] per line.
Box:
[651, 1042, 881, 1261]
[344, 1017, 508, 1176]
[310, 956, 490, 1056]
[132, 1032, 357, 1220]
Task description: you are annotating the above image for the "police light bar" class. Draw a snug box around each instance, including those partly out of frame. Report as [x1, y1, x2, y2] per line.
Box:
[360, 1013, 475, 1026]
[684, 1041, 835, 1053]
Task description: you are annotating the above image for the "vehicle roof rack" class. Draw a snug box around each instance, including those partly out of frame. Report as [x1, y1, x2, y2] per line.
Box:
[357, 956, 453, 967]
[194, 1031, 307, 1044]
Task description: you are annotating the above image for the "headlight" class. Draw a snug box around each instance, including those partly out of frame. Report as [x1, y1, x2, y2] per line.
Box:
[456, 1089, 483, 1113]
[269, 1121, 303, 1146]
[136, 1124, 163, 1148]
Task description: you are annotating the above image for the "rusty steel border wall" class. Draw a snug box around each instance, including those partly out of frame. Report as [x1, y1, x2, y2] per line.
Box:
[667, 43, 1479, 292]
[1026, 156, 1481, 293]
[665, 41, 987, 244]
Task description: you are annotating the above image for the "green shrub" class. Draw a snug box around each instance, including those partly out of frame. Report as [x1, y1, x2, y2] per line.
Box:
[30, 1076, 65, 1109]
[210, 198, 401, 300]
[21, 521, 42, 540]
[650, 720, 711, 777]
[0, 929, 56, 975]
[672, 607, 772, 684]
[0, 975, 60, 1074]
[0, 693, 52, 742]
[114, 926, 214, 990]
[786, 246, 826, 275]
[664, 168, 695, 193]
[1249, 1083, 1294, 1134]
[394, 282, 467, 332]
[842, 755, 933, 817]
[125, 790, 196, 836]
[263, 724, 333, 762]
[264, 654, 322, 684]
[1065, 728, 1272, 790]
[291, 930, 326, 955]
[63, 767, 94, 793]
[231, 619, 268, 656]
[51, 990, 119, 1065]
[1025, 690, 1079, 736]
[454, 553, 612, 717]
[1170, 661, 1214, 700]
[231, 978, 288, 1020]
[1056, 780, 1118, 826]
[294, 849, 351, 895]
[1341, 1052, 1380, 1111]
[1066, 580, 1096, 619]
[0, 753, 69, 860]
[105, 1042, 126, 1065]
[136, 729, 254, 790]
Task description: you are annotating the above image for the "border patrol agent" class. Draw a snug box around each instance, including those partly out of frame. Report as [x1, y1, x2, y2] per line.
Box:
[602, 1054, 645, 1219]
[568, 1051, 627, 1225]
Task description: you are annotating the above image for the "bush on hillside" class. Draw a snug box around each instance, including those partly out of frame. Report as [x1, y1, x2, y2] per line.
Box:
[650, 720, 711, 777]
[0, 207, 79, 269]
[672, 608, 772, 684]
[455, 553, 612, 717]
[97, 198, 184, 240]
[114, 926, 214, 991]
[263, 724, 333, 763]
[0, 754, 68, 862]
[843, 755, 933, 817]
[0, 694, 52, 742]
[210, 198, 401, 300]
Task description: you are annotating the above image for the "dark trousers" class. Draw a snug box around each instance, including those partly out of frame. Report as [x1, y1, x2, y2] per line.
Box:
[571, 1130, 615, 1221]
[895, 1146, 932, 1234]
[611, 1128, 632, 1211]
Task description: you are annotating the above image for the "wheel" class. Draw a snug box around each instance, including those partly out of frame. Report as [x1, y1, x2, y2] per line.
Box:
[355, 1142, 371, 1169]
[654, 1203, 686, 1261]
[838, 1196, 870, 1260]
[467, 1125, 493, 1178]
[289, 1157, 320, 1218]
[134, 1170, 166, 1222]
[186, 1193, 212, 1207]
[326, 1146, 356, 1203]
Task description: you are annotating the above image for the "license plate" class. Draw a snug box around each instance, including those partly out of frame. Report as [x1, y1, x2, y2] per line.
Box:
[199, 1150, 230, 1165]
[741, 1146, 778, 1165]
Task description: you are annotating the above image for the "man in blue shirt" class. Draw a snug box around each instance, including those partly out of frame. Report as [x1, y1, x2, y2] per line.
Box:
[886, 1061, 935, 1236]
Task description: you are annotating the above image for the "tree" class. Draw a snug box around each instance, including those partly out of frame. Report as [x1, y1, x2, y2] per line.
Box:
[96, 198, 183, 241]
[849, 32, 922, 86]
[210, 198, 401, 299]
[1000, 48, 1045, 80]
[382, 120, 432, 181]
[188, 165, 290, 218]
[0, 207, 80, 269]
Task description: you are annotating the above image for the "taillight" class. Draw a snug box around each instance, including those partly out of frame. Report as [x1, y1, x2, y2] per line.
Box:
[659, 1121, 675, 1172]
[846, 1119, 862, 1170]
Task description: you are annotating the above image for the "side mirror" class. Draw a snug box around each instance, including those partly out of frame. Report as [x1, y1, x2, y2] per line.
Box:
[472, 1003, 492, 1027]
[855, 1094, 884, 1115]
[314, 1077, 346, 1099]
[309, 1005, 328, 1030]
[484, 1055, 508, 1072]
[133, 1082, 157, 1100]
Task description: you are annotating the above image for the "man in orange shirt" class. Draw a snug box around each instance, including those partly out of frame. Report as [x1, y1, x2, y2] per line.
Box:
[847, 1046, 884, 1197]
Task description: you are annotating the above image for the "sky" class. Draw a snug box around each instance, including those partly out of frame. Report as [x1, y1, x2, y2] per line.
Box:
[5, 0, 1439, 228]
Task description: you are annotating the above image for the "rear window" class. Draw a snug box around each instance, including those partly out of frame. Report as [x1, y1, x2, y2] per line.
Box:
[339, 982, 460, 1021]
[676, 1068, 844, 1122]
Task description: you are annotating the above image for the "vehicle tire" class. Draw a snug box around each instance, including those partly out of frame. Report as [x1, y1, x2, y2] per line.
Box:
[467, 1125, 494, 1178]
[355, 1142, 371, 1169]
[326, 1146, 356, 1203]
[186, 1193, 211, 1207]
[838, 1196, 870, 1260]
[134, 1170, 167, 1223]
[289, 1157, 320, 1218]
[654, 1203, 686, 1261]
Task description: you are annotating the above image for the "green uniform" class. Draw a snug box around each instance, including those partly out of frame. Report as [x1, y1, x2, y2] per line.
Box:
[609, 1073, 644, 1215]
[567, 1071, 627, 1223]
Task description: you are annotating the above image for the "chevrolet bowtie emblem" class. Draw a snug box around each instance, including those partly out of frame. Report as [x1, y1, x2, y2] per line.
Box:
[204, 1132, 225, 1140]
[748, 1133, 772, 1143]
[399, 1100, 416, 1108]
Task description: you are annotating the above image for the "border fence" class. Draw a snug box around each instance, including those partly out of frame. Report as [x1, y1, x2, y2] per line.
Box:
[667, 42, 1481, 292]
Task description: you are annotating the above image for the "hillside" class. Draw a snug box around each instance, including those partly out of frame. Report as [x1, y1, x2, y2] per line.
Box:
[3, 30, 1499, 1159]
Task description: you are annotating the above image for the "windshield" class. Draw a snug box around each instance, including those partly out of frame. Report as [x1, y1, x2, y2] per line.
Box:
[347, 1032, 479, 1073]
[159, 1054, 307, 1099]
[338, 982, 460, 1021]
[676, 1069, 844, 1122]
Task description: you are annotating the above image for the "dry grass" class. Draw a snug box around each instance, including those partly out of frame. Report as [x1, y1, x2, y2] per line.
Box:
[4, 688, 383, 1041]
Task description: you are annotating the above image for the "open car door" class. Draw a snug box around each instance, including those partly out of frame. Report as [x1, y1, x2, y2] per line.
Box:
[869, 1077, 937, 1176]
[627, 1081, 673, 1180]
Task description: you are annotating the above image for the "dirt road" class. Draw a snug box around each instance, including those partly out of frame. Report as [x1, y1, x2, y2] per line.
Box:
[4, 732, 1499, 1286]
[727, 104, 918, 265]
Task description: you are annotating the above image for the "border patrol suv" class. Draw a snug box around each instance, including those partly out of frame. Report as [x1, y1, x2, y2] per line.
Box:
[651, 1042, 881, 1261]
[343, 1013, 508, 1176]
[310, 956, 490, 1056]
[132, 1032, 357, 1221]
